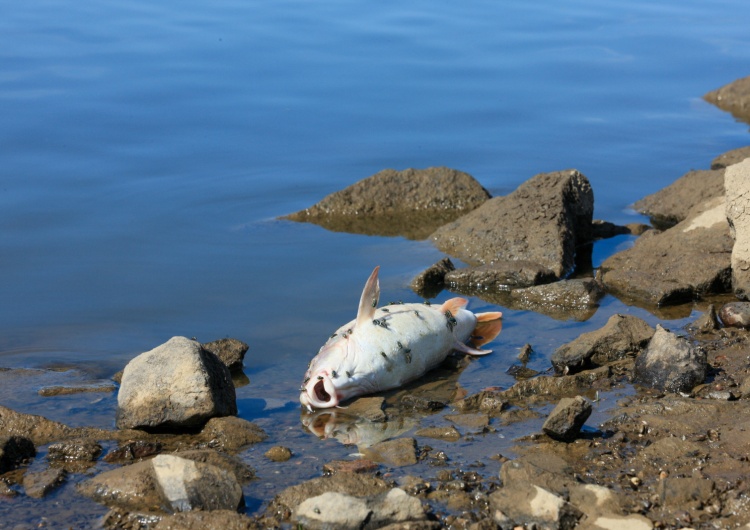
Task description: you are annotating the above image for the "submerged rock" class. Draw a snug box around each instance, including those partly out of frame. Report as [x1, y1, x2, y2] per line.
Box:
[430, 169, 594, 279]
[542, 396, 592, 442]
[725, 158, 750, 300]
[284, 167, 490, 240]
[633, 325, 707, 394]
[23, 467, 66, 498]
[704, 75, 750, 124]
[362, 437, 418, 467]
[551, 314, 655, 374]
[116, 336, 237, 431]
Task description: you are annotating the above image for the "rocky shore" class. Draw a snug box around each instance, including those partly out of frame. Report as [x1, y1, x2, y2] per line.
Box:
[4, 77, 750, 529]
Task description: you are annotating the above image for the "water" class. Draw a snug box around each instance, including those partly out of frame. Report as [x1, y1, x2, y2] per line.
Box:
[2, 0, 750, 524]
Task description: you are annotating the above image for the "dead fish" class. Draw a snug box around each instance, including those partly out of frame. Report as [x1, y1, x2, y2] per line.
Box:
[299, 266, 503, 411]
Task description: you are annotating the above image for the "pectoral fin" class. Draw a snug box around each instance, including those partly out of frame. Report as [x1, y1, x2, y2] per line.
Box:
[356, 266, 380, 328]
[470, 312, 503, 348]
[453, 340, 492, 356]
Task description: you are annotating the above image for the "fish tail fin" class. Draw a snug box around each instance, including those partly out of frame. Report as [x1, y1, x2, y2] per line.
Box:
[470, 312, 503, 349]
[439, 297, 468, 316]
[356, 266, 380, 328]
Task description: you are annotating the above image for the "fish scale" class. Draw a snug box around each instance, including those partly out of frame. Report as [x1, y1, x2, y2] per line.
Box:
[300, 266, 503, 411]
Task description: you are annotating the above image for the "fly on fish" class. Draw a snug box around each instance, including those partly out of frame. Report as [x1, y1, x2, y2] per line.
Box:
[299, 266, 503, 412]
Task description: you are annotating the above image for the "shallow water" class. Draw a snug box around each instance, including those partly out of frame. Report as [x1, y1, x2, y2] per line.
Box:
[2, 0, 750, 525]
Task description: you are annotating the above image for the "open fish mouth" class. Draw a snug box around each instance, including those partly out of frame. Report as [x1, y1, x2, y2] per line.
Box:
[300, 373, 339, 411]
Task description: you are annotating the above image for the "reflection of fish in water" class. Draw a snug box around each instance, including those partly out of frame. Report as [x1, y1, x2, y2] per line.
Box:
[300, 266, 503, 411]
[301, 409, 417, 448]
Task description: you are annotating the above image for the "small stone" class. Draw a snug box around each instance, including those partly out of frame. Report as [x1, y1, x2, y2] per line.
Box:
[362, 438, 418, 467]
[415, 426, 461, 442]
[445, 413, 490, 430]
[518, 344, 533, 363]
[688, 304, 720, 334]
[104, 440, 163, 463]
[23, 467, 66, 498]
[265, 446, 293, 462]
[718, 301, 750, 328]
[323, 459, 379, 475]
[542, 396, 593, 442]
[47, 438, 102, 462]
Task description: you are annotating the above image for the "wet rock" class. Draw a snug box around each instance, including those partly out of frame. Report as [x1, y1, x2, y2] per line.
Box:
[410, 257, 455, 297]
[23, 467, 66, 498]
[500, 452, 577, 496]
[294, 488, 426, 530]
[47, 438, 102, 462]
[153, 510, 259, 530]
[444, 413, 489, 431]
[591, 220, 650, 239]
[712, 145, 750, 169]
[633, 325, 707, 393]
[323, 459, 379, 475]
[116, 336, 237, 431]
[264, 446, 292, 462]
[657, 477, 715, 510]
[362, 437, 418, 467]
[152, 454, 244, 512]
[489, 482, 583, 530]
[38, 380, 117, 396]
[518, 343, 533, 363]
[173, 449, 255, 484]
[201, 338, 249, 374]
[104, 440, 163, 462]
[344, 396, 387, 422]
[542, 396, 592, 442]
[0, 436, 35, 473]
[399, 394, 447, 413]
[198, 416, 267, 450]
[601, 196, 732, 307]
[551, 314, 655, 374]
[267, 473, 392, 520]
[79, 452, 244, 513]
[0, 404, 111, 446]
[495, 365, 612, 404]
[284, 167, 490, 240]
[704, 75, 750, 124]
[444, 261, 557, 290]
[687, 304, 720, 334]
[633, 168, 725, 229]
[414, 425, 461, 442]
[725, 158, 750, 299]
[718, 301, 750, 328]
[431, 169, 594, 279]
[509, 278, 604, 319]
[0, 481, 16, 497]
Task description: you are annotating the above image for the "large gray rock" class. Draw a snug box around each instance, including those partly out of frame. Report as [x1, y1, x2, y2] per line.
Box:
[284, 167, 490, 240]
[430, 169, 594, 279]
[551, 314, 655, 374]
[601, 197, 732, 307]
[633, 325, 707, 394]
[116, 336, 237, 431]
[704, 75, 750, 124]
[725, 158, 750, 300]
[633, 169, 725, 229]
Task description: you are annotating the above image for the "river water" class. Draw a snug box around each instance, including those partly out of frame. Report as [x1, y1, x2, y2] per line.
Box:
[1, 0, 750, 524]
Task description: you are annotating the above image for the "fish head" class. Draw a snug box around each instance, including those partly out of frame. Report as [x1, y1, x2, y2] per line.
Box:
[299, 333, 360, 411]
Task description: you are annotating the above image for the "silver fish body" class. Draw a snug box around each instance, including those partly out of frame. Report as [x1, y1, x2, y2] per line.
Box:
[300, 267, 502, 411]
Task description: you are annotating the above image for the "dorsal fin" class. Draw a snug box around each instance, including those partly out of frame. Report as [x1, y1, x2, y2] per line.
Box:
[439, 297, 468, 316]
[356, 266, 380, 328]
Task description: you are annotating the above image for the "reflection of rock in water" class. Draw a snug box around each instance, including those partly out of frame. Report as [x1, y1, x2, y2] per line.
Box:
[301, 409, 417, 449]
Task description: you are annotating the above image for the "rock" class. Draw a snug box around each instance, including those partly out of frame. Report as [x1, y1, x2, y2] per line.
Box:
[489, 482, 583, 530]
[687, 304, 720, 334]
[201, 338, 249, 374]
[79, 453, 244, 513]
[38, 380, 117, 396]
[494, 366, 612, 404]
[23, 467, 66, 498]
[601, 196, 732, 307]
[444, 261, 557, 290]
[633, 325, 707, 393]
[508, 278, 604, 320]
[104, 440, 163, 462]
[264, 446, 292, 462]
[293, 488, 426, 530]
[718, 302, 750, 328]
[725, 158, 750, 299]
[398, 394, 447, 412]
[414, 425, 461, 442]
[704, 75, 750, 124]
[591, 220, 650, 239]
[284, 167, 490, 240]
[542, 396, 593, 442]
[657, 477, 715, 510]
[500, 452, 577, 496]
[430, 169, 594, 279]
[267, 473, 392, 520]
[323, 459, 379, 475]
[0, 404, 110, 446]
[518, 343, 533, 363]
[551, 314, 655, 374]
[585, 514, 654, 530]
[116, 336, 237, 431]
[152, 454, 244, 512]
[362, 437, 418, 467]
[47, 438, 102, 462]
[410, 258, 455, 297]
[198, 416, 267, 451]
[444, 413, 489, 431]
[632, 168, 725, 229]
[173, 449, 256, 484]
[153, 510, 259, 530]
[712, 145, 750, 169]
[0, 436, 35, 473]
[343, 396, 387, 422]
